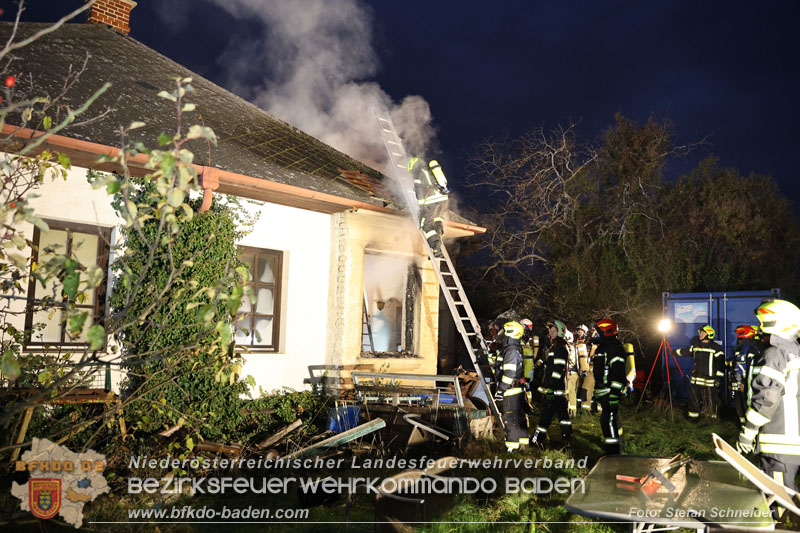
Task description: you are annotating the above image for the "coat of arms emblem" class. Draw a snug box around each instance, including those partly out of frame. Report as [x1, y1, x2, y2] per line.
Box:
[29, 478, 61, 519]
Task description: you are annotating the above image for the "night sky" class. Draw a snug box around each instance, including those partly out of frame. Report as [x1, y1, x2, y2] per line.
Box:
[4, 0, 799, 211]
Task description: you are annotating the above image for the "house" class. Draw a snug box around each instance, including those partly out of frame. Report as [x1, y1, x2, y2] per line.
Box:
[0, 0, 485, 395]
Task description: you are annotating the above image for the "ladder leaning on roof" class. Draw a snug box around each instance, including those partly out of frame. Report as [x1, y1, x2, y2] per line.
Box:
[373, 109, 503, 428]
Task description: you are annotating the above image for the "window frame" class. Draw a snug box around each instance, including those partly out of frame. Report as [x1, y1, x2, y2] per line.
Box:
[235, 246, 283, 352]
[24, 219, 111, 349]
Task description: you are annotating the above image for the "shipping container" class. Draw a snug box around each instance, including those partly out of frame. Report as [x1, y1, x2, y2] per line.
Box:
[659, 289, 780, 401]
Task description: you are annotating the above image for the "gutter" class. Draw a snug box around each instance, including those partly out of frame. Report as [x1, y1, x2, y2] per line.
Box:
[1, 124, 486, 233]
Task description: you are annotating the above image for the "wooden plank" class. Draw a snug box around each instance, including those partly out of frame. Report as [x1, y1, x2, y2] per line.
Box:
[10, 407, 35, 463]
[285, 418, 385, 459]
[195, 441, 243, 455]
[257, 419, 303, 449]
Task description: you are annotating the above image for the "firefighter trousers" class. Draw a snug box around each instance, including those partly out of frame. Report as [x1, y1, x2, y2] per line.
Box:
[502, 388, 529, 451]
[567, 372, 580, 414]
[761, 456, 800, 519]
[688, 383, 717, 419]
[419, 203, 445, 255]
[598, 395, 622, 455]
[532, 393, 571, 447]
[580, 373, 595, 412]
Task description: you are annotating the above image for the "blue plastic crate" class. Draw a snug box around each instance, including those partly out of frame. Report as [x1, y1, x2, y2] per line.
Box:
[327, 405, 361, 433]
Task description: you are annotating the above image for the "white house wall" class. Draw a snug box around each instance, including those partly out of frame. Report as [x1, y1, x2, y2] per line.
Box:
[236, 201, 331, 394]
[7, 156, 332, 396]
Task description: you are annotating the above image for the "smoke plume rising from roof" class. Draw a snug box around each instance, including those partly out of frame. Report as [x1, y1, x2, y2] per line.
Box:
[205, 0, 438, 172]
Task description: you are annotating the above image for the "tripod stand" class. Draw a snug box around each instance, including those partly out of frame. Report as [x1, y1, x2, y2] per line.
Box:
[637, 336, 689, 421]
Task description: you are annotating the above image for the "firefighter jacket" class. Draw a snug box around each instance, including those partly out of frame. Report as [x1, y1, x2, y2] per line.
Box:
[541, 338, 568, 395]
[577, 340, 591, 374]
[735, 338, 761, 386]
[497, 337, 524, 394]
[593, 336, 626, 402]
[677, 337, 724, 387]
[741, 334, 800, 463]
[409, 157, 448, 207]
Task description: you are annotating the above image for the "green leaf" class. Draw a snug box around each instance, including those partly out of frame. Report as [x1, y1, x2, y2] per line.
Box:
[128, 121, 146, 130]
[216, 321, 232, 347]
[37, 371, 51, 383]
[157, 90, 177, 102]
[1, 350, 21, 382]
[68, 312, 88, 334]
[168, 189, 185, 207]
[106, 180, 121, 194]
[85, 265, 105, 288]
[157, 133, 174, 146]
[87, 324, 105, 350]
[63, 271, 79, 299]
[186, 436, 195, 452]
[57, 153, 71, 170]
[181, 103, 196, 112]
[43, 116, 52, 130]
[186, 125, 217, 145]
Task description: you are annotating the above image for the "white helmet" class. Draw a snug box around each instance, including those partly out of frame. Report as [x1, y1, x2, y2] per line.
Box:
[565, 330, 574, 343]
[576, 324, 588, 335]
[755, 299, 800, 339]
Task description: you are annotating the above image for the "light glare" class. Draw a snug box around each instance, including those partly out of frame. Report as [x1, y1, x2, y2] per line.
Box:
[657, 319, 672, 333]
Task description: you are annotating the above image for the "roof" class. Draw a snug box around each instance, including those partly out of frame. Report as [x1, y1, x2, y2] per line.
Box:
[0, 22, 395, 209]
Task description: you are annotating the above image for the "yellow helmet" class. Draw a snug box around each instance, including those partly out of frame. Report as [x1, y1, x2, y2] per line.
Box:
[503, 321, 525, 339]
[698, 325, 715, 340]
[755, 299, 800, 338]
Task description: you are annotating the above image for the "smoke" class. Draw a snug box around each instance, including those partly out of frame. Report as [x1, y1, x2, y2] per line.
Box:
[205, 0, 438, 171]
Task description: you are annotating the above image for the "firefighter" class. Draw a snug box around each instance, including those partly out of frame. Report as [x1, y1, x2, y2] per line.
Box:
[520, 318, 536, 402]
[737, 299, 800, 518]
[732, 325, 763, 425]
[532, 320, 572, 449]
[593, 318, 627, 455]
[576, 324, 595, 414]
[676, 325, 725, 420]
[494, 321, 529, 451]
[565, 329, 580, 418]
[408, 156, 449, 258]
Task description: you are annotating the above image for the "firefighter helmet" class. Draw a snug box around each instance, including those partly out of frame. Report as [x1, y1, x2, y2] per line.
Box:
[576, 324, 588, 335]
[546, 320, 567, 338]
[735, 325, 759, 339]
[698, 325, 715, 340]
[596, 318, 618, 337]
[565, 330, 574, 343]
[428, 160, 449, 192]
[754, 299, 800, 338]
[520, 318, 533, 329]
[503, 321, 525, 339]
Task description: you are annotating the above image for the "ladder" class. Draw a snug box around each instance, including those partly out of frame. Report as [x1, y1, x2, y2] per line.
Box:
[373, 109, 502, 427]
[362, 289, 375, 353]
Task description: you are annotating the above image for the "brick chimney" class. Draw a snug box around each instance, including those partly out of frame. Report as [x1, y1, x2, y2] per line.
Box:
[87, 0, 137, 35]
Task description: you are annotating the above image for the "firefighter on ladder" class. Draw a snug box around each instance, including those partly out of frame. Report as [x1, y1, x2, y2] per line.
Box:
[676, 325, 725, 420]
[532, 320, 572, 449]
[737, 299, 800, 519]
[408, 156, 449, 258]
[593, 318, 627, 455]
[494, 321, 529, 451]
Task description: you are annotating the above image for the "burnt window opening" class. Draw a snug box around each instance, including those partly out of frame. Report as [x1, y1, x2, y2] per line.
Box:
[361, 252, 420, 356]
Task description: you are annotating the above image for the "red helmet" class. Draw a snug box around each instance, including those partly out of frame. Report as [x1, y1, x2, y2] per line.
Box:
[596, 318, 618, 337]
[736, 325, 759, 339]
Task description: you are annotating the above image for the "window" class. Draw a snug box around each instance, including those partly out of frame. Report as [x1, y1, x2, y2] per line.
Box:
[361, 252, 418, 355]
[235, 247, 283, 351]
[24, 221, 111, 347]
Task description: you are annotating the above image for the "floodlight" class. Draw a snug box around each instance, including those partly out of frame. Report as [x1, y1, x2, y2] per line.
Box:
[657, 319, 672, 333]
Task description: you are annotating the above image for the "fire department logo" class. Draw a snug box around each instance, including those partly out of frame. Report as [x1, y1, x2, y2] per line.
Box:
[29, 478, 61, 519]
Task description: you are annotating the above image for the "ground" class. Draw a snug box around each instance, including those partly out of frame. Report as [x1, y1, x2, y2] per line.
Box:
[2, 397, 797, 532]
